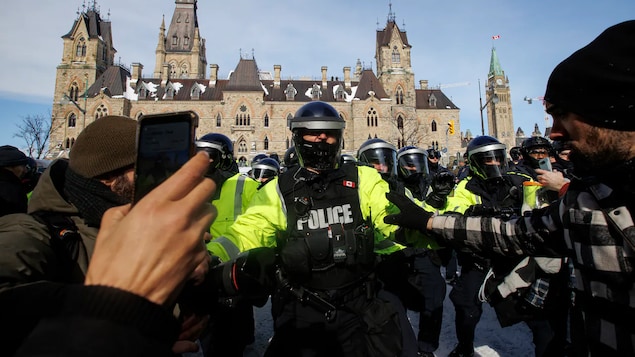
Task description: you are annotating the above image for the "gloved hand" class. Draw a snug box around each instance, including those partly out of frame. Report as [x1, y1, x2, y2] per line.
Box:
[210, 247, 277, 300]
[384, 191, 433, 232]
[425, 171, 455, 208]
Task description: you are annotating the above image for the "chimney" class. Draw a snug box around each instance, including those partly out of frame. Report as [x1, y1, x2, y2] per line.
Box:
[321, 66, 328, 89]
[343, 66, 351, 89]
[131, 63, 143, 87]
[274, 65, 281, 89]
[420, 80, 428, 89]
[209, 64, 219, 87]
[161, 63, 169, 87]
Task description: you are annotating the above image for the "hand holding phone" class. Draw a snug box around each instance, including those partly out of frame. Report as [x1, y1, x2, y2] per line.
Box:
[134, 111, 199, 203]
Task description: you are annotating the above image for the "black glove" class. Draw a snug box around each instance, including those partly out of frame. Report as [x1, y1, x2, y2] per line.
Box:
[211, 247, 277, 300]
[384, 191, 433, 232]
[425, 171, 455, 209]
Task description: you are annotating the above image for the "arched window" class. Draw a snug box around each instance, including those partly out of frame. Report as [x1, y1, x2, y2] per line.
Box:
[395, 87, 404, 105]
[237, 139, 248, 154]
[69, 82, 79, 101]
[397, 115, 404, 130]
[190, 84, 201, 100]
[391, 46, 400, 63]
[284, 84, 297, 101]
[67, 113, 77, 128]
[264, 113, 269, 127]
[264, 136, 269, 150]
[75, 37, 86, 57]
[431, 120, 437, 132]
[216, 113, 222, 127]
[367, 107, 378, 127]
[169, 63, 177, 78]
[95, 104, 108, 120]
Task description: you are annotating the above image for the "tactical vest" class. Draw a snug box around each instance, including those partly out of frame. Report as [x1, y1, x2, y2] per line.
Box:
[277, 164, 375, 290]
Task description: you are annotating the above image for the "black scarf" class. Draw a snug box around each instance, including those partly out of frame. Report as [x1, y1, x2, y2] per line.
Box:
[64, 168, 130, 227]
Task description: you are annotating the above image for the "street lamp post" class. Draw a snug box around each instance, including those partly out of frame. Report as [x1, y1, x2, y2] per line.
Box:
[478, 78, 499, 136]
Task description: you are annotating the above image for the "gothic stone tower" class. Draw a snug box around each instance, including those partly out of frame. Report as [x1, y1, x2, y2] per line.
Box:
[154, 0, 207, 80]
[51, 3, 115, 152]
[486, 47, 515, 150]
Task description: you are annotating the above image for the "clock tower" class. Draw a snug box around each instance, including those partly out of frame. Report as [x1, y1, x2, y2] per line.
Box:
[485, 47, 515, 150]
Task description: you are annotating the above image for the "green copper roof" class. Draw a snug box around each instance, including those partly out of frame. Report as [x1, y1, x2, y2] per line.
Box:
[488, 47, 504, 77]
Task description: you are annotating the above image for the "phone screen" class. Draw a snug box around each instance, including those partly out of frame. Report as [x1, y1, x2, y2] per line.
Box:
[134, 112, 197, 203]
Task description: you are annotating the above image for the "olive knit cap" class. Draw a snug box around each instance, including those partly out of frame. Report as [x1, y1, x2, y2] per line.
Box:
[69, 115, 137, 178]
[544, 20, 635, 131]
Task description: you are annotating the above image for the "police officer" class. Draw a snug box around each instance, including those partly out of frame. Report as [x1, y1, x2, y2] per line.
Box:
[250, 157, 280, 186]
[357, 138, 398, 180]
[207, 101, 410, 356]
[195, 133, 260, 357]
[444, 136, 566, 357]
[394, 145, 450, 357]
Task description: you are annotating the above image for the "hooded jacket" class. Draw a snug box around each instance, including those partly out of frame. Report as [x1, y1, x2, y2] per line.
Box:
[0, 159, 97, 289]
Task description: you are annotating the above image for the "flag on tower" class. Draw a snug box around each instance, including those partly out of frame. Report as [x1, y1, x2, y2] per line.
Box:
[492, 35, 501, 40]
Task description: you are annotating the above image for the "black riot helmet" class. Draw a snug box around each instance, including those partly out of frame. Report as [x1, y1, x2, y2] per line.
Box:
[466, 136, 508, 181]
[509, 146, 522, 161]
[520, 136, 552, 169]
[251, 153, 268, 166]
[339, 154, 357, 166]
[357, 138, 398, 178]
[251, 157, 280, 182]
[196, 133, 235, 171]
[397, 146, 429, 180]
[290, 101, 345, 171]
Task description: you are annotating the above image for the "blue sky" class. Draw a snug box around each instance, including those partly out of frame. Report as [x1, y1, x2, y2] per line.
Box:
[1, 0, 633, 152]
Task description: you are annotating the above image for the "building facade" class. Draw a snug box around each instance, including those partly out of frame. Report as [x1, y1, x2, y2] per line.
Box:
[50, 1, 470, 164]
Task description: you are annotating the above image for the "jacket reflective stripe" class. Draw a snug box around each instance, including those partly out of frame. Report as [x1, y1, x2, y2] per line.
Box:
[275, 181, 287, 216]
[234, 175, 247, 219]
[215, 236, 241, 260]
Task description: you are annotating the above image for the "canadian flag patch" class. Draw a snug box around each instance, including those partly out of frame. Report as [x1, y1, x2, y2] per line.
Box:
[343, 180, 356, 188]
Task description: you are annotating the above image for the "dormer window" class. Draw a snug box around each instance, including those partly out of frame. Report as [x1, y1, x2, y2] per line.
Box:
[172, 36, 178, 46]
[284, 83, 297, 101]
[428, 94, 437, 108]
[184, 36, 190, 46]
[165, 84, 175, 100]
[335, 86, 346, 101]
[138, 86, 148, 99]
[190, 84, 201, 100]
[311, 84, 321, 100]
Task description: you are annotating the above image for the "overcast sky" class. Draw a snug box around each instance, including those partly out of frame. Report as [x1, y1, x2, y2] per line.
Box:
[1, 0, 633, 151]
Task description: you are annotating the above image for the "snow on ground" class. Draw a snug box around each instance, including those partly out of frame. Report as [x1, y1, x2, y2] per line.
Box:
[244, 284, 534, 356]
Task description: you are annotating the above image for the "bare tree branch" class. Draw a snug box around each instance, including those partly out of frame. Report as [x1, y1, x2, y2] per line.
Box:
[13, 111, 60, 159]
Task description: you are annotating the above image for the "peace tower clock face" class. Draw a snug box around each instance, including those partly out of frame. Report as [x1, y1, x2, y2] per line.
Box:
[496, 78, 503, 85]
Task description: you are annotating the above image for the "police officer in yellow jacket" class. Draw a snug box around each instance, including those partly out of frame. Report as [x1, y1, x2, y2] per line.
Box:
[196, 133, 260, 357]
[207, 101, 410, 357]
[444, 136, 568, 357]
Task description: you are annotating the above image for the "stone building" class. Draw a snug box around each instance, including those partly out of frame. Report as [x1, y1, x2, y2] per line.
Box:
[50, 1, 466, 164]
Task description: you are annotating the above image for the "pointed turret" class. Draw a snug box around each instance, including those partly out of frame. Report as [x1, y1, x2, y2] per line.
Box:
[488, 47, 504, 78]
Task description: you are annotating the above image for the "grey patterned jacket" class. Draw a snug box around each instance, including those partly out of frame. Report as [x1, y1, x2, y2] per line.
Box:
[431, 170, 635, 356]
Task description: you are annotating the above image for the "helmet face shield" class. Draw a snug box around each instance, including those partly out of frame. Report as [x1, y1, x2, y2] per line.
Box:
[397, 149, 429, 179]
[468, 144, 508, 181]
[251, 158, 280, 182]
[292, 129, 343, 171]
[196, 140, 232, 170]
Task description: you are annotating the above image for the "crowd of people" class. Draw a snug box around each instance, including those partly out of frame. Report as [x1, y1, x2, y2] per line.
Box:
[0, 20, 634, 357]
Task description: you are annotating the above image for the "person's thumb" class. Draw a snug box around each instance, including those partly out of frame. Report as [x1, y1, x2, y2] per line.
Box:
[383, 214, 399, 225]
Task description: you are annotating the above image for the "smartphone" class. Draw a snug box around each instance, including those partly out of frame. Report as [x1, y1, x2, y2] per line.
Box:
[133, 111, 199, 203]
[538, 157, 552, 171]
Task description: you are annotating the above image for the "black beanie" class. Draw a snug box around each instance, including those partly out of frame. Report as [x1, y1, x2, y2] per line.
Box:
[0, 145, 28, 167]
[69, 116, 137, 178]
[544, 20, 635, 131]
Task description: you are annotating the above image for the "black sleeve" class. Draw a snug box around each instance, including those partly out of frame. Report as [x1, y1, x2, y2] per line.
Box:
[13, 284, 180, 357]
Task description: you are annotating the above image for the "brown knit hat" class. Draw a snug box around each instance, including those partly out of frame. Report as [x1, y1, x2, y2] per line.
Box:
[69, 115, 137, 178]
[544, 20, 635, 131]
